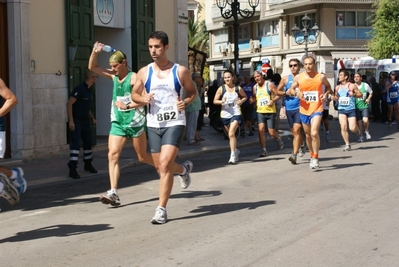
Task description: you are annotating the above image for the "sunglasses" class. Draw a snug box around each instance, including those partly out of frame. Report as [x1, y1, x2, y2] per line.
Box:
[289, 64, 298, 67]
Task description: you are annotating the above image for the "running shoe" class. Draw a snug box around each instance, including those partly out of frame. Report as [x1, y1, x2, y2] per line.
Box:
[289, 154, 297, 165]
[298, 145, 306, 157]
[259, 149, 268, 157]
[0, 173, 19, 206]
[358, 136, 364, 143]
[325, 132, 331, 142]
[343, 144, 351, 151]
[235, 149, 240, 162]
[309, 158, 319, 169]
[99, 190, 121, 206]
[228, 155, 237, 164]
[151, 206, 167, 224]
[277, 138, 284, 150]
[388, 121, 392, 128]
[365, 131, 371, 140]
[179, 160, 193, 189]
[11, 167, 27, 194]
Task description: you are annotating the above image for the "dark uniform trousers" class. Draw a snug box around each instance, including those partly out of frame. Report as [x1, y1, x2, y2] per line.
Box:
[68, 117, 93, 169]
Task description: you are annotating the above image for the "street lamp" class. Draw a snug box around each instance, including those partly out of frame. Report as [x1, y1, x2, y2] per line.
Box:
[216, 0, 260, 77]
[291, 14, 320, 56]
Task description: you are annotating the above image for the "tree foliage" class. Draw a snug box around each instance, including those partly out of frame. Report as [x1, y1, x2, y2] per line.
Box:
[368, 0, 399, 59]
[188, 18, 209, 53]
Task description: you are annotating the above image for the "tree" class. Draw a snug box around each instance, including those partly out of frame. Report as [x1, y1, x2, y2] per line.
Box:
[368, 0, 399, 59]
[188, 18, 208, 53]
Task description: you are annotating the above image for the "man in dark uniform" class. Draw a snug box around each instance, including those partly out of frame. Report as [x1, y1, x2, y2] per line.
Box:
[67, 70, 98, 179]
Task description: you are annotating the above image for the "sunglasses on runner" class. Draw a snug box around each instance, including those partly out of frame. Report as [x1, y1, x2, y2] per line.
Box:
[289, 64, 298, 68]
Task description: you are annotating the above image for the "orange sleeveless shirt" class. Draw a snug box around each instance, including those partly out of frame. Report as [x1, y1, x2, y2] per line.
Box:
[298, 72, 323, 115]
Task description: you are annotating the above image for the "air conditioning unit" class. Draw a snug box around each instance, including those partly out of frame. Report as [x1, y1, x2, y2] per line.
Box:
[228, 43, 234, 55]
[219, 44, 227, 56]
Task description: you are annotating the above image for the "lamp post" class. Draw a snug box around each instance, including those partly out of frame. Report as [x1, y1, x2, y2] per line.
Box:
[291, 14, 320, 56]
[216, 0, 260, 77]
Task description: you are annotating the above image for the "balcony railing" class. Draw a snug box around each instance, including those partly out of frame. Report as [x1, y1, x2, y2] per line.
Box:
[269, 0, 377, 5]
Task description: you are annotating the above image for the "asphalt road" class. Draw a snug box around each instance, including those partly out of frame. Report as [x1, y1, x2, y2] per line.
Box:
[1, 125, 398, 267]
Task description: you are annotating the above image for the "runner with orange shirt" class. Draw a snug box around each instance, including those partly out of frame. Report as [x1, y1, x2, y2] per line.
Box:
[286, 56, 332, 169]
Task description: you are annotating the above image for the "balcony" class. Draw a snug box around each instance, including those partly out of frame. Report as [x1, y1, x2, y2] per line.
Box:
[268, 0, 377, 8]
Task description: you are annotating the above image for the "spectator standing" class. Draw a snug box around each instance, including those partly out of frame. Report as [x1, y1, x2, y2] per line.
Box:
[369, 77, 381, 122]
[186, 73, 202, 145]
[66, 70, 98, 179]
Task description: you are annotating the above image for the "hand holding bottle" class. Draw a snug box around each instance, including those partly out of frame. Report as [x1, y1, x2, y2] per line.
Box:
[93, 41, 116, 53]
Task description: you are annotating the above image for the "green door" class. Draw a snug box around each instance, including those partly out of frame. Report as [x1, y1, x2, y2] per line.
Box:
[131, 0, 155, 71]
[66, 0, 96, 145]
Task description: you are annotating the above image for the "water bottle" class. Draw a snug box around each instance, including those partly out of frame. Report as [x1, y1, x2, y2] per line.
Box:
[103, 45, 116, 53]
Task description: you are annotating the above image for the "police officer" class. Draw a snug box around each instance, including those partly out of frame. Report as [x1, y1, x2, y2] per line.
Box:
[67, 70, 98, 179]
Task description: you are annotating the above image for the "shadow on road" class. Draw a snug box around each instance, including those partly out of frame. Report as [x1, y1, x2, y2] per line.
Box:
[0, 223, 113, 243]
[169, 200, 276, 222]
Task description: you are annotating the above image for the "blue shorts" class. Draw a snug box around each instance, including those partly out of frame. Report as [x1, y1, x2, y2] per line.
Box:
[300, 112, 323, 125]
[356, 108, 369, 121]
[338, 109, 356, 118]
[257, 113, 276, 129]
[387, 99, 398, 105]
[221, 115, 242, 126]
[286, 109, 301, 128]
[147, 125, 185, 153]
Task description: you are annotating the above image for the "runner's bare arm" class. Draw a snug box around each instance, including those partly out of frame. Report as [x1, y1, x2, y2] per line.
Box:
[214, 87, 225, 105]
[132, 66, 154, 105]
[177, 66, 196, 110]
[320, 74, 332, 101]
[275, 76, 288, 96]
[0, 78, 18, 117]
[88, 41, 115, 80]
[237, 86, 247, 106]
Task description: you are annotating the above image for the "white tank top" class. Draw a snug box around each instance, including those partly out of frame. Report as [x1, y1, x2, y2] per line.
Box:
[220, 86, 242, 119]
[144, 63, 185, 128]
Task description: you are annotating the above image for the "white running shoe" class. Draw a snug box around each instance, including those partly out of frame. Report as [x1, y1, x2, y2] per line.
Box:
[228, 155, 236, 164]
[151, 207, 167, 224]
[365, 131, 371, 140]
[99, 190, 121, 206]
[235, 149, 240, 162]
[309, 158, 319, 169]
[180, 160, 193, 189]
[343, 144, 351, 151]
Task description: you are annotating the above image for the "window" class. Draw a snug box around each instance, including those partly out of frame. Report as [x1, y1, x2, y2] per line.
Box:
[257, 20, 279, 47]
[258, 20, 279, 37]
[336, 11, 374, 40]
[294, 13, 316, 29]
[214, 29, 228, 54]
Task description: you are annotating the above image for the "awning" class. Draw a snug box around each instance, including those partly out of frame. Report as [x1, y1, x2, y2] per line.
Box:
[331, 51, 369, 60]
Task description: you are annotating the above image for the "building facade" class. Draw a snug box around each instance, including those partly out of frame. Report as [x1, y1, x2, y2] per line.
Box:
[205, 0, 376, 85]
[0, 0, 189, 160]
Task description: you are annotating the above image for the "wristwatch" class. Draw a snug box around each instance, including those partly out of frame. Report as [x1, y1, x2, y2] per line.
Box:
[126, 103, 130, 110]
[183, 100, 188, 107]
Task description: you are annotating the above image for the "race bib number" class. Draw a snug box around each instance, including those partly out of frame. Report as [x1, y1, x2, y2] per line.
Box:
[224, 95, 236, 107]
[258, 97, 270, 107]
[338, 97, 350, 106]
[389, 92, 398, 99]
[362, 93, 367, 100]
[155, 104, 178, 122]
[303, 91, 318, 102]
[116, 95, 134, 111]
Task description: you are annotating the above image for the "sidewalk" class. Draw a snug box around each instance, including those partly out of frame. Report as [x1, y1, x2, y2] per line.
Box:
[1, 117, 292, 189]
